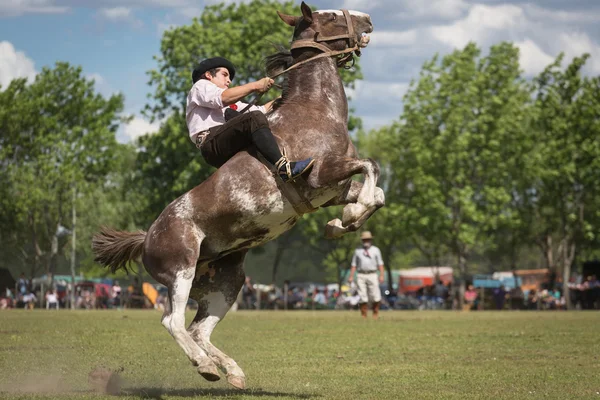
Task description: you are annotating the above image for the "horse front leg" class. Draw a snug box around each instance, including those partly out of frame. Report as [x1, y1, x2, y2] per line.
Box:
[309, 157, 385, 239]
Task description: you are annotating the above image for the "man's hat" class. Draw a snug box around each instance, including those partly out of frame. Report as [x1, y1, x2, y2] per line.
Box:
[360, 231, 373, 240]
[192, 57, 236, 84]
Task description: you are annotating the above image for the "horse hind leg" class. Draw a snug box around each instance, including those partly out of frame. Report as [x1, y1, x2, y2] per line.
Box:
[160, 267, 221, 381]
[145, 223, 220, 381]
[188, 251, 248, 390]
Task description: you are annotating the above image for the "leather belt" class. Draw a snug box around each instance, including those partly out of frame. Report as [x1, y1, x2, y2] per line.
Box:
[195, 130, 210, 149]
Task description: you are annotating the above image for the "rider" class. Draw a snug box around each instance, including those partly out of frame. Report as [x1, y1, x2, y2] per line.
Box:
[186, 57, 314, 182]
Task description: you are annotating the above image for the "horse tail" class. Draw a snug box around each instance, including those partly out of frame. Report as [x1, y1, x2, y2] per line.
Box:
[92, 227, 146, 274]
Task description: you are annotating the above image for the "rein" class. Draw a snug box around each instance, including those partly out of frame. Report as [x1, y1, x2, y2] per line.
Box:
[238, 9, 363, 114]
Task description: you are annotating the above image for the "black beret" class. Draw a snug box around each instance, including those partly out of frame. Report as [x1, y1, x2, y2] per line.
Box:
[192, 57, 236, 84]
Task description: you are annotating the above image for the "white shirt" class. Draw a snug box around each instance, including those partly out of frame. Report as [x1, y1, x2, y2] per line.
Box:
[185, 79, 265, 142]
[351, 245, 384, 273]
[46, 293, 58, 303]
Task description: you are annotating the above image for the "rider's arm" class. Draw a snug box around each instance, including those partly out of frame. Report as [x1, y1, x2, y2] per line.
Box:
[221, 82, 260, 106]
[222, 77, 274, 106]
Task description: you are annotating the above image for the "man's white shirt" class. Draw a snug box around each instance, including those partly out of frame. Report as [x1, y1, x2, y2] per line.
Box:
[185, 79, 265, 142]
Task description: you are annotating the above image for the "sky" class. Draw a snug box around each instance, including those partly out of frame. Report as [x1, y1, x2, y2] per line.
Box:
[1, 0, 600, 143]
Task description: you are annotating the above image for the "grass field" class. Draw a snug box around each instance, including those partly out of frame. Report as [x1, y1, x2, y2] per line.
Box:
[0, 310, 599, 399]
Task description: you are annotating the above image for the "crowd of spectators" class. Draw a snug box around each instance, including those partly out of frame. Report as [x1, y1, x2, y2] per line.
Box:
[2, 273, 599, 312]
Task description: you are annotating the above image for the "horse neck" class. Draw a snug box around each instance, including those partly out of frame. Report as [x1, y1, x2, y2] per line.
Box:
[283, 57, 348, 122]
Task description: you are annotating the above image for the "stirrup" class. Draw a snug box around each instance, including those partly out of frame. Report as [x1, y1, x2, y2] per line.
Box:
[275, 155, 291, 181]
[274, 148, 292, 181]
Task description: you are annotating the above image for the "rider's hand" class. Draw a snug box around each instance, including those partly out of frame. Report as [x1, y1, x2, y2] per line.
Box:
[255, 77, 274, 93]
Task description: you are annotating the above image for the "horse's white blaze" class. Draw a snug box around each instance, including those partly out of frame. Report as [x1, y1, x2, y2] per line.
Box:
[316, 10, 370, 18]
[174, 192, 194, 219]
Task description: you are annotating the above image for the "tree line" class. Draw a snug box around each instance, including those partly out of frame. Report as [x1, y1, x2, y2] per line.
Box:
[1, 0, 599, 308]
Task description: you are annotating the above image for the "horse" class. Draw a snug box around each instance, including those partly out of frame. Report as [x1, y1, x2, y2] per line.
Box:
[92, 2, 383, 390]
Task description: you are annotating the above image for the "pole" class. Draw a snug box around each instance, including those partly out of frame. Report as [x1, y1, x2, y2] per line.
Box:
[70, 186, 77, 310]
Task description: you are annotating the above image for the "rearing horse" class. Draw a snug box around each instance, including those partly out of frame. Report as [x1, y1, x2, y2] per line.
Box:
[93, 2, 383, 390]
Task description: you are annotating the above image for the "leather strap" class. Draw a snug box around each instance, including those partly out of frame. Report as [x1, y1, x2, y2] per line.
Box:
[257, 151, 317, 216]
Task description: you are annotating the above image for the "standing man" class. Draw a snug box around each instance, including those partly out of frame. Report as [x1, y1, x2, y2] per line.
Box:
[347, 231, 385, 319]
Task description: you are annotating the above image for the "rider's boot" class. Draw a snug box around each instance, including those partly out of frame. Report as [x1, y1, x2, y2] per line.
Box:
[252, 128, 314, 182]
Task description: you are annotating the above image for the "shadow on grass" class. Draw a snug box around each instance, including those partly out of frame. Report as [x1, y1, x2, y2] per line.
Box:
[122, 387, 319, 399]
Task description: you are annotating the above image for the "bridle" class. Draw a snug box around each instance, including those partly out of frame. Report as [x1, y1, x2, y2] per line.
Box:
[288, 9, 358, 69]
[239, 9, 368, 113]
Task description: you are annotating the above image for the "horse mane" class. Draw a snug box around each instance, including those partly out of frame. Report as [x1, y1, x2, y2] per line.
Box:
[265, 44, 293, 77]
[264, 44, 294, 111]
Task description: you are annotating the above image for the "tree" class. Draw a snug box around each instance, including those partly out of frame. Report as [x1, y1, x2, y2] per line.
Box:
[529, 53, 600, 308]
[381, 42, 533, 304]
[0, 63, 125, 281]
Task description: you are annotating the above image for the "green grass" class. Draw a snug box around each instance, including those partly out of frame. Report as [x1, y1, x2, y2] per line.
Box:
[0, 310, 599, 399]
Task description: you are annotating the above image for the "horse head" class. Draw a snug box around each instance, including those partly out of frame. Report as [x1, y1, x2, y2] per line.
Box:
[277, 2, 373, 59]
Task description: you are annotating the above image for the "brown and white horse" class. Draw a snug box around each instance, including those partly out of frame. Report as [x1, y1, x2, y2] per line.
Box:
[93, 2, 383, 390]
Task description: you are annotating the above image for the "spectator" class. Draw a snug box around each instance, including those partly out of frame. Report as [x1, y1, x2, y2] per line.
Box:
[492, 286, 507, 310]
[313, 289, 327, 308]
[111, 281, 122, 308]
[242, 276, 255, 309]
[527, 289, 538, 310]
[464, 285, 478, 311]
[23, 291, 37, 309]
[45, 290, 59, 310]
[17, 273, 29, 296]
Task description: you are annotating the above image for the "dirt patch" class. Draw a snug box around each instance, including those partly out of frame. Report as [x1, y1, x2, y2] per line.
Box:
[0, 374, 71, 394]
[88, 366, 123, 395]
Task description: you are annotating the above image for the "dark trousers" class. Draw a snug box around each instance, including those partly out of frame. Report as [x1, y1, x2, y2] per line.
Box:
[200, 110, 270, 168]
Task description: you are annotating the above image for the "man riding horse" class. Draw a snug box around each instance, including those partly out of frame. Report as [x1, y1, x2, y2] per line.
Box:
[93, 2, 380, 390]
[187, 57, 315, 181]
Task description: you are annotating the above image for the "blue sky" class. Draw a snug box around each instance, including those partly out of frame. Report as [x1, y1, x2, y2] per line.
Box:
[2, 0, 600, 142]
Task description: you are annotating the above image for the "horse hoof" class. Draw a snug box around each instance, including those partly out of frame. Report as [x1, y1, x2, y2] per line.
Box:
[325, 219, 345, 239]
[198, 364, 220, 382]
[227, 375, 246, 390]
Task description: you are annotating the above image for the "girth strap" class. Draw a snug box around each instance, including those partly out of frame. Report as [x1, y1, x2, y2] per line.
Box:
[257, 151, 317, 216]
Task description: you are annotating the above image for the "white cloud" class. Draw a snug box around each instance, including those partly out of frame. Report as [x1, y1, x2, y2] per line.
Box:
[430, 4, 526, 48]
[515, 39, 554, 76]
[396, 0, 468, 20]
[86, 73, 104, 85]
[559, 32, 600, 74]
[99, 7, 131, 20]
[353, 80, 409, 101]
[123, 115, 160, 142]
[97, 7, 143, 28]
[371, 29, 417, 48]
[524, 4, 600, 24]
[341, 0, 381, 11]
[0, 0, 68, 17]
[0, 41, 36, 88]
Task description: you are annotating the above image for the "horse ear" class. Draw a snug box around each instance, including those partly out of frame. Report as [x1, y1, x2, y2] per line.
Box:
[277, 11, 298, 27]
[300, 1, 313, 24]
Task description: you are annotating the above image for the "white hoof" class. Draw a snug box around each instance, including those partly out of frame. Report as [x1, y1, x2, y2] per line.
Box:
[325, 218, 346, 239]
[227, 375, 246, 390]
